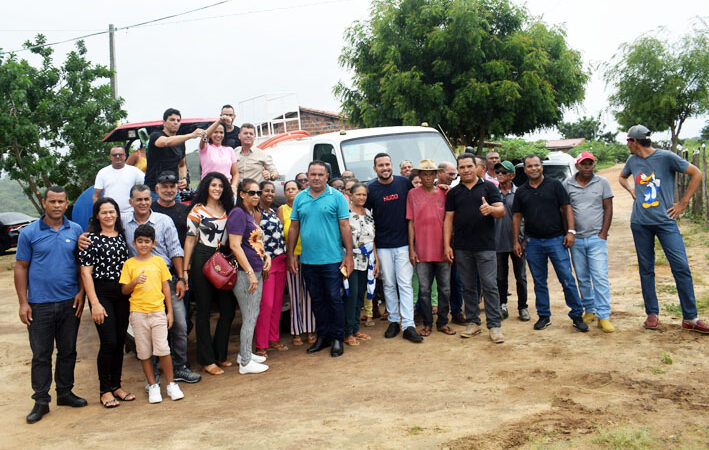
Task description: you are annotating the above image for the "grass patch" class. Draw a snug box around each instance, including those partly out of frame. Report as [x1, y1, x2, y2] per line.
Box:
[648, 366, 666, 375]
[660, 352, 673, 365]
[662, 302, 682, 318]
[697, 294, 709, 314]
[593, 426, 653, 449]
[657, 284, 677, 295]
[407, 425, 424, 435]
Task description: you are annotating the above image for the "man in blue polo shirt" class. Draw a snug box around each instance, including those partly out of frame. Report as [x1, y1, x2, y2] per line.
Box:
[15, 186, 88, 424]
[287, 161, 355, 357]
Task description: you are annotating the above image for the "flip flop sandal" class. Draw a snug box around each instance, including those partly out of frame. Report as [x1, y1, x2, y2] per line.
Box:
[364, 319, 375, 327]
[101, 393, 120, 408]
[217, 360, 233, 367]
[254, 348, 268, 356]
[420, 327, 432, 337]
[354, 332, 371, 340]
[437, 326, 457, 335]
[269, 342, 289, 351]
[203, 364, 225, 375]
[112, 389, 135, 401]
[292, 335, 304, 346]
[344, 337, 360, 346]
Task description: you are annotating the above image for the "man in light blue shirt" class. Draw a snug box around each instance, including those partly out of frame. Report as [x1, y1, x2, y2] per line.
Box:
[287, 161, 354, 357]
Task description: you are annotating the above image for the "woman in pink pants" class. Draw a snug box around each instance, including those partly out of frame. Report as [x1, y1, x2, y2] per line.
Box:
[254, 181, 288, 356]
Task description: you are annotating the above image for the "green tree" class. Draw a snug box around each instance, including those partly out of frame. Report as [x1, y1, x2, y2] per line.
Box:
[0, 35, 126, 213]
[335, 0, 588, 153]
[701, 122, 709, 141]
[604, 31, 709, 151]
[557, 115, 617, 143]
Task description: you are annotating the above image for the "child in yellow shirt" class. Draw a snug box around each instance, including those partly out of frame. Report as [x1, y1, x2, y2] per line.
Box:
[119, 224, 184, 403]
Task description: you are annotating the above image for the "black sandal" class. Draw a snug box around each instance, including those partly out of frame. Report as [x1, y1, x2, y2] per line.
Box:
[101, 393, 120, 408]
[112, 388, 136, 401]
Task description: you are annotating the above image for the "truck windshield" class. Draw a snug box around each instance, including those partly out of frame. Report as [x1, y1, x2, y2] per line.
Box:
[340, 132, 455, 181]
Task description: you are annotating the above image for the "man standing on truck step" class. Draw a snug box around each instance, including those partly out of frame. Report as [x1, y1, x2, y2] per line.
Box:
[366, 153, 424, 343]
[145, 108, 205, 200]
[237, 123, 279, 184]
[219, 104, 241, 149]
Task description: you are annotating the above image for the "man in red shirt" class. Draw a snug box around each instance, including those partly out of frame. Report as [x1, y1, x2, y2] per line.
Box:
[407, 159, 456, 337]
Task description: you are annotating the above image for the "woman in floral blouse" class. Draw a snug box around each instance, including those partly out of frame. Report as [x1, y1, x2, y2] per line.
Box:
[79, 197, 132, 408]
[183, 172, 234, 376]
[253, 180, 288, 355]
[344, 183, 379, 346]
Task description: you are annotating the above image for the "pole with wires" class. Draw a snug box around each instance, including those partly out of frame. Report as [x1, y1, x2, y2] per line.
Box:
[109, 23, 117, 99]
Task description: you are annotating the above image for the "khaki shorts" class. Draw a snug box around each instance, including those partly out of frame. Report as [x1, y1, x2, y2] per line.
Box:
[129, 311, 170, 360]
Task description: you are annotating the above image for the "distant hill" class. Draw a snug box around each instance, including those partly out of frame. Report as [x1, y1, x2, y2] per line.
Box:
[0, 178, 39, 215]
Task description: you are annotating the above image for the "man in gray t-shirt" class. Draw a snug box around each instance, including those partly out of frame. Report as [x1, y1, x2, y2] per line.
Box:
[563, 152, 614, 332]
[619, 124, 707, 334]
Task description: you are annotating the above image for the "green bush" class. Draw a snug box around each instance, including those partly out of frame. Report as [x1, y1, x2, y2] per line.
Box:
[570, 141, 629, 164]
[498, 139, 548, 162]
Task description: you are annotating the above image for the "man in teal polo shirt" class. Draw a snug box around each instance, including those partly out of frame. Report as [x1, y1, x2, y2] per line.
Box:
[287, 161, 354, 357]
[15, 186, 87, 424]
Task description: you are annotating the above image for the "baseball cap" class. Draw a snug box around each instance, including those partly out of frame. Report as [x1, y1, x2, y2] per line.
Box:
[494, 161, 516, 173]
[576, 152, 595, 164]
[627, 124, 651, 140]
[157, 170, 178, 184]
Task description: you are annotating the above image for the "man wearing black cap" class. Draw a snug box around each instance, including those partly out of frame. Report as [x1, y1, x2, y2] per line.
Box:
[619, 125, 708, 333]
[494, 160, 529, 321]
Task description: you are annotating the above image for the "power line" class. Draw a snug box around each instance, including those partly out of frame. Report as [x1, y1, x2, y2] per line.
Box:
[0, 0, 232, 55]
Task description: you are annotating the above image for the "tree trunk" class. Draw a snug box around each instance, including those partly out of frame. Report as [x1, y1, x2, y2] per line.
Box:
[691, 149, 702, 217]
[703, 144, 709, 225]
[476, 124, 486, 155]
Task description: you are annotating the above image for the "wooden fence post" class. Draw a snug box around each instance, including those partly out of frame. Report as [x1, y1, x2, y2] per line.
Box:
[703, 144, 709, 225]
[691, 148, 702, 218]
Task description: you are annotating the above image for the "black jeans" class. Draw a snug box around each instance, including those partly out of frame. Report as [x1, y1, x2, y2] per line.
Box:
[302, 263, 345, 341]
[191, 242, 237, 366]
[92, 279, 129, 394]
[28, 299, 79, 404]
[416, 261, 451, 328]
[455, 249, 503, 329]
[344, 269, 367, 336]
[496, 252, 528, 310]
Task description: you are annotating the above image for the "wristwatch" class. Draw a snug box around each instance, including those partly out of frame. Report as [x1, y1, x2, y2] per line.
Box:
[177, 277, 187, 283]
[246, 270, 254, 276]
[567, 229, 576, 235]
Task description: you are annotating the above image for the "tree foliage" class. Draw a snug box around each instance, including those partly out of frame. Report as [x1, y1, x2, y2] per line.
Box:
[557, 115, 617, 143]
[335, 0, 588, 153]
[0, 35, 126, 213]
[604, 31, 709, 151]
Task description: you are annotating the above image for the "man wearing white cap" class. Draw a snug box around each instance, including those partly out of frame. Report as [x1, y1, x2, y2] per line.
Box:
[563, 152, 614, 332]
[619, 125, 708, 333]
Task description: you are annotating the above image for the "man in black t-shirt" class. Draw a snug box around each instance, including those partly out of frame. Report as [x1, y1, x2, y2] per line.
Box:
[512, 154, 587, 332]
[219, 104, 241, 149]
[444, 153, 505, 343]
[145, 108, 205, 197]
[365, 153, 423, 343]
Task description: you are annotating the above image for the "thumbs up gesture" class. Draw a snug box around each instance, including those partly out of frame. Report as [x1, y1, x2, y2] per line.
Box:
[136, 269, 147, 285]
[479, 196, 493, 216]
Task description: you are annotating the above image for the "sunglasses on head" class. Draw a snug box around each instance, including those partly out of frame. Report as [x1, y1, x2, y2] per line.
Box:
[244, 190, 262, 196]
[158, 174, 177, 182]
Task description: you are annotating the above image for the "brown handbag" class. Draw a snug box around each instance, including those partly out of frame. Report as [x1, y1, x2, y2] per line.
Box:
[203, 246, 238, 290]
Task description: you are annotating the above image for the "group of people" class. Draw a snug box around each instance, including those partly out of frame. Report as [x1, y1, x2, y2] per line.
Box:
[15, 110, 708, 425]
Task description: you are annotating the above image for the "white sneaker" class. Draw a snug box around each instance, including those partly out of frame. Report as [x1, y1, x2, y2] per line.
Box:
[238, 359, 269, 374]
[166, 382, 184, 401]
[148, 383, 162, 403]
[237, 352, 267, 364]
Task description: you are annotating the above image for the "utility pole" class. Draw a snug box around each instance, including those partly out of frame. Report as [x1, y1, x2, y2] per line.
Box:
[109, 23, 117, 99]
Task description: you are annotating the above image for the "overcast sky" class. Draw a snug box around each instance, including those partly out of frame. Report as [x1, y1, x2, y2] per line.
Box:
[1, 0, 707, 144]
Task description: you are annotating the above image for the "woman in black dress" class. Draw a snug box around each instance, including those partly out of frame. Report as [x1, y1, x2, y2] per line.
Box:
[79, 197, 133, 408]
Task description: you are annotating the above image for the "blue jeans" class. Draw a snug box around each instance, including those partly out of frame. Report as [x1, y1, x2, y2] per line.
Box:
[525, 236, 584, 318]
[570, 234, 611, 319]
[449, 262, 463, 315]
[167, 277, 189, 369]
[378, 246, 415, 328]
[302, 263, 345, 341]
[630, 222, 697, 319]
[27, 299, 79, 404]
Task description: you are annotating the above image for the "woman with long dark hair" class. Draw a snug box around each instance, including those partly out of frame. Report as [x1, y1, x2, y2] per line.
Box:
[278, 180, 316, 346]
[199, 121, 238, 192]
[79, 197, 133, 408]
[183, 172, 235, 376]
[227, 178, 271, 374]
[253, 180, 288, 355]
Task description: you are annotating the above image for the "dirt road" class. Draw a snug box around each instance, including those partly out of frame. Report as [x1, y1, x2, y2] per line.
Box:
[0, 165, 707, 449]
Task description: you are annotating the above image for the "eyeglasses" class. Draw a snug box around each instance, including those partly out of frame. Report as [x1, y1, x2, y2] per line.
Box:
[447, 173, 458, 179]
[495, 170, 510, 175]
[245, 190, 262, 196]
[110, 153, 125, 158]
[296, 178, 307, 183]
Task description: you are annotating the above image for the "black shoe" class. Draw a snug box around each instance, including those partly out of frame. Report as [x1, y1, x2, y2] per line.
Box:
[330, 339, 344, 357]
[534, 316, 551, 330]
[306, 336, 331, 354]
[26, 403, 49, 424]
[451, 313, 466, 325]
[57, 392, 88, 407]
[384, 322, 401, 338]
[572, 316, 589, 332]
[402, 326, 423, 343]
[501, 303, 509, 320]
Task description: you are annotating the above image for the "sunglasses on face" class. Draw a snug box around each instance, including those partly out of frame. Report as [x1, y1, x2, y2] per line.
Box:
[244, 190, 262, 197]
[495, 170, 510, 175]
[110, 153, 125, 157]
